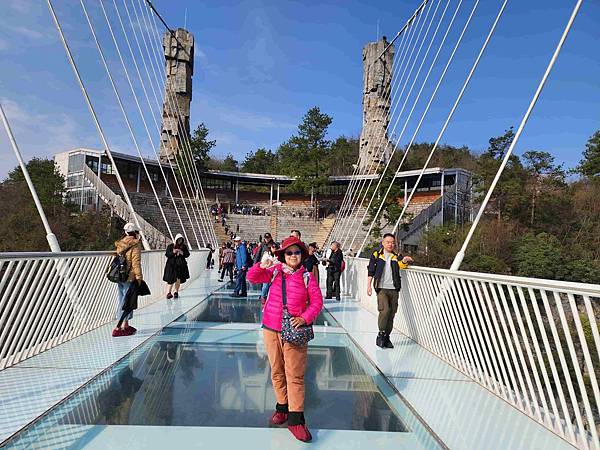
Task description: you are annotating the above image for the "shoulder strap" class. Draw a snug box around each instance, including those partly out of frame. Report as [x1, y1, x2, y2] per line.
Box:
[303, 271, 310, 288]
[281, 271, 287, 307]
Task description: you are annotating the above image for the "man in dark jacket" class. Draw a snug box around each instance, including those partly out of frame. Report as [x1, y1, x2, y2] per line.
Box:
[325, 241, 344, 301]
[367, 233, 413, 349]
[253, 232, 273, 264]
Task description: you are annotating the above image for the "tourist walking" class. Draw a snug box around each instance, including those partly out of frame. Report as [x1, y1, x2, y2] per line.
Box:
[325, 241, 343, 301]
[163, 233, 190, 299]
[232, 237, 249, 297]
[247, 236, 323, 442]
[206, 243, 214, 270]
[218, 242, 235, 282]
[218, 242, 225, 271]
[366, 233, 413, 349]
[112, 222, 143, 337]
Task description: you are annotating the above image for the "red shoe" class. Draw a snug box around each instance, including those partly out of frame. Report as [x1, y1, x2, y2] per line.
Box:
[166, 293, 173, 299]
[125, 325, 137, 334]
[270, 411, 288, 425]
[288, 424, 312, 442]
[122, 327, 136, 336]
[112, 328, 125, 337]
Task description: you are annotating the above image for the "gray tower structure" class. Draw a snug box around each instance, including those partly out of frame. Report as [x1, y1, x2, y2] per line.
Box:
[159, 28, 194, 163]
[359, 37, 394, 174]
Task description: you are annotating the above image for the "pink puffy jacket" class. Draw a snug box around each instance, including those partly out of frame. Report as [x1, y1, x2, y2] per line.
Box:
[247, 262, 323, 332]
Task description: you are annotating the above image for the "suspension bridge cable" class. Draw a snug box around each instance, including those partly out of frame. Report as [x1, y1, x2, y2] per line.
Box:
[0, 102, 61, 252]
[113, 1, 205, 248]
[135, 0, 215, 247]
[450, 0, 585, 272]
[358, 0, 481, 254]
[342, 0, 452, 250]
[112, 0, 201, 246]
[348, 0, 462, 252]
[134, 0, 214, 248]
[139, 0, 218, 247]
[46, 0, 150, 250]
[81, 0, 192, 248]
[336, 0, 439, 249]
[326, 26, 410, 248]
[333, 1, 431, 242]
[91, 0, 177, 244]
[107, 0, 187, 242]
[389, 0, 509, 243]
[355, 0, 471, 254]
[122, 0, 203, 248]
[335, 0, 440, 249]
[328, 3, 427, 247]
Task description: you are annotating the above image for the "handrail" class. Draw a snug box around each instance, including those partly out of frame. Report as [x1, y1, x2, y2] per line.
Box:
[343, 257, 600, 449]
[0, 250, 166, 260]
[351, 256, 600, 296]
[0, 249, 208, 370]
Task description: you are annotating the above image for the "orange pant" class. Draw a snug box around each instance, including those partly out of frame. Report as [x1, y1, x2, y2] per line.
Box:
[263, 328, 308, 412]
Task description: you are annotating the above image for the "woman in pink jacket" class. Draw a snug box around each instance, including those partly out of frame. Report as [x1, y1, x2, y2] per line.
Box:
[247, 235, 323, 442]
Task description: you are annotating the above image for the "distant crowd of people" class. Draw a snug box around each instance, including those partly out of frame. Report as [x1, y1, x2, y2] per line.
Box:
[108, 221, 412, 443]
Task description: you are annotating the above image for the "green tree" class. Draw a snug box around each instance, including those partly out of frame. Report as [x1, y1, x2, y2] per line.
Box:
[327, 136, 360, 176]
[220, 153, 239, 172]
[241, 148, 279, 173]
[278, 107, 332, 193]
[522, 150, 565, 227]
[189, 123, 216, 170]
[514, 232, 564, 279]
[577, 130, 600, 178]
[6, 158, 66, 215]
[476, 128, 529, 222]
[0, 158, 121, 251]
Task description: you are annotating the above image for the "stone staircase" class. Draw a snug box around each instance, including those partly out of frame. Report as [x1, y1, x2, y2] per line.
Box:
[130, 192, 215, 248]
[213, 208, 334, 246]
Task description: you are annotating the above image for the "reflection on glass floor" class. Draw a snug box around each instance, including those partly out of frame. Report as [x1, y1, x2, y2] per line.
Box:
[175, 293, 338, 327]
[2, 328, 433, 449]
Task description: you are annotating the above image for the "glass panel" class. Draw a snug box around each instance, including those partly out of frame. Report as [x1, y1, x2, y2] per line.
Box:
[5, 329, 412, 450]
[176, 293, 339, 327]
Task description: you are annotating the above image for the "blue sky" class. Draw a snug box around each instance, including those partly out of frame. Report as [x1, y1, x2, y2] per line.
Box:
[0, 0, 599, 179]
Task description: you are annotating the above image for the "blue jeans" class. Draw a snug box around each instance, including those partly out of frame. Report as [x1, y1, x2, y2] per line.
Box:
[116, 281, 133, 320]
[260, 282, 270, 299]
[234, 269, 247, 296]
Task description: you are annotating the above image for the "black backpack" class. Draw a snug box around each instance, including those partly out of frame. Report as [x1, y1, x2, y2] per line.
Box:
[107, 246, 132, 283]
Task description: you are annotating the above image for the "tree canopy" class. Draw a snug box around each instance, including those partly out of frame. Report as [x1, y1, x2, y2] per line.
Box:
[0, 158, 122, 252]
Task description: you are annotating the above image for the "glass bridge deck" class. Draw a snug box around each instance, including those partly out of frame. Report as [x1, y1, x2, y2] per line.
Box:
[1, 283, 443, 449]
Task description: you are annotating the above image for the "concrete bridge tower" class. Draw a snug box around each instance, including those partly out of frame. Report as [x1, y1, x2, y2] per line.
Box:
[159, 28, 194, 163]
[359, 37, 394, 173]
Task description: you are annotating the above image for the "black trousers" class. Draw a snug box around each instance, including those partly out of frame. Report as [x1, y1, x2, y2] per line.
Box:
[326, 271, 341, 299]
[220, 263, 234, 281]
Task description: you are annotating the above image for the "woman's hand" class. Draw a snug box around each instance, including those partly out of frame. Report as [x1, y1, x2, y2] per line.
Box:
[402, 256, 414, 264]
[291, 316, 306, 328]
[260, 259, 274, 269]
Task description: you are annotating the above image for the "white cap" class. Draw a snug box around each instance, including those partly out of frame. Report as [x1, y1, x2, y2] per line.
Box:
[233, 236, 241, 241]
[124, 222, 140, 233]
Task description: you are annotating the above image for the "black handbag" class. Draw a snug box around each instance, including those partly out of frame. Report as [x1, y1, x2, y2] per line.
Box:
[280, 272, 314, 346]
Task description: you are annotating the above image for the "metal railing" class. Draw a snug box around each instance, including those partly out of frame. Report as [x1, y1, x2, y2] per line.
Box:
[342, 257, 600, 449]
[82, 165, 169, 249]
[0, 249, 207, 370]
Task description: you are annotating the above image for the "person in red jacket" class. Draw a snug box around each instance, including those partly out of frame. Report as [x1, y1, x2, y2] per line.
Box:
[247, 236, 323, 443]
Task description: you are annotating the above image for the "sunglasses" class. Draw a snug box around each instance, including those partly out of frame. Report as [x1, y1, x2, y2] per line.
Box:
[285, 250, 302, 256]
